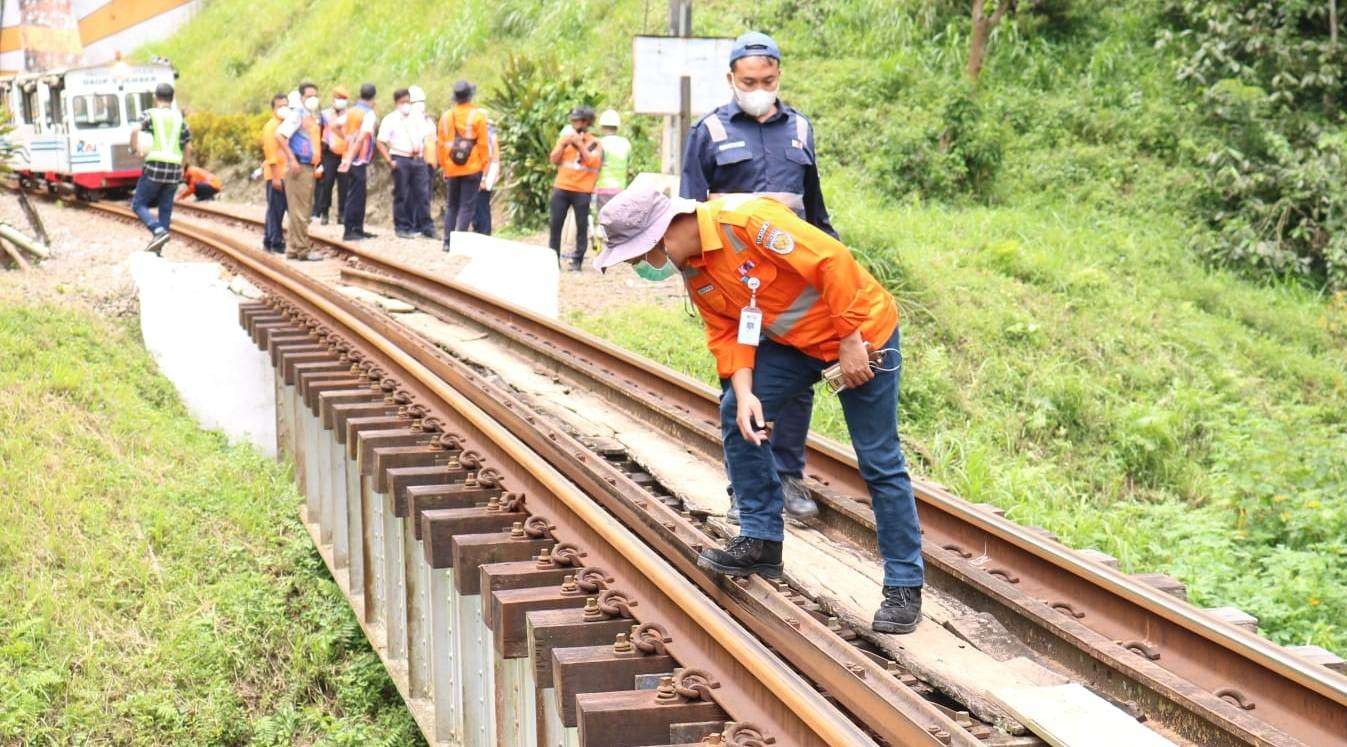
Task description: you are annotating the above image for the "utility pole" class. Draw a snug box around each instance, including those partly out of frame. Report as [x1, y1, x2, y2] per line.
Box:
[666, 0, 692, 176]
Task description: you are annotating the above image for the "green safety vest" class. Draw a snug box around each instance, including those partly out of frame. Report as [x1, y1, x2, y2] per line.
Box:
[146, 108, 184, 165]
[596, 135, 631, 190]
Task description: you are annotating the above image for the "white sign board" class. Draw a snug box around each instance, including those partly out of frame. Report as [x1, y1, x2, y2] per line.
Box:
[632, 35, 734, 116]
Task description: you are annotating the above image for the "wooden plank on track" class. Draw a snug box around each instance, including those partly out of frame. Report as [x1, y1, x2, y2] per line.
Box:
[991, 684, 1176, 747]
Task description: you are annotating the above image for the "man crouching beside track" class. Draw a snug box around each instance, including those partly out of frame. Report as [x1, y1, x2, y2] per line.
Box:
[594, 185, 924, 634]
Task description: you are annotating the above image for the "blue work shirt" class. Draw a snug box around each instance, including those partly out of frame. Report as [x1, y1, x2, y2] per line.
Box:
[680, 98, 836, 238]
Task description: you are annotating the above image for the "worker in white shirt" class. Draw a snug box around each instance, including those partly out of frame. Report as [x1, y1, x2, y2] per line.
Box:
[376, 87, 436, 239]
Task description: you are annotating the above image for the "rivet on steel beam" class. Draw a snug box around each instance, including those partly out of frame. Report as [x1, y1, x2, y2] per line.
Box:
[847, 662, 866, 678]
[662, 521, 675, 530]
[465, 472, 480, 488]
[612, 633, 634, 655]
[535, 547, 554, 568]
[559, 575, 581, 595]
[582, 597, 604, 621]
[509, 521, 526, 539]
[654, 677, 680, 703]
[485, 496, 500, 511]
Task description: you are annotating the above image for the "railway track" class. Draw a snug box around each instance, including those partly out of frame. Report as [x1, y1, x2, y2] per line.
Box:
[19, 189, 1347, 745]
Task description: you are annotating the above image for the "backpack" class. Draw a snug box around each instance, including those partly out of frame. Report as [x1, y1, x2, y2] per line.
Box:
[448, 108, 479, 166]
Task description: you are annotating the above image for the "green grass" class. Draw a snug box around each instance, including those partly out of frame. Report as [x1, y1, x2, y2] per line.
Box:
[571, 179, 1347, 655]
[0, 306, 421, 745]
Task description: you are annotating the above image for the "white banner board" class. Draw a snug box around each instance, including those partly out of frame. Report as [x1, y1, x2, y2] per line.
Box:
[632, 35, 734, 115]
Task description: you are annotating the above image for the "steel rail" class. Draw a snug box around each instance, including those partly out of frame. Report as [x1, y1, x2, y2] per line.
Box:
[337, 265, 1347, 747]
[86, 201, 962, 746]
[164, 200, 1347, 746]
[80, 196, 1347, 743]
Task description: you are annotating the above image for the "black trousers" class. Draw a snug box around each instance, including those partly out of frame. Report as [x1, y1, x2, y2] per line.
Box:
[472, 188, 492, 235]
[264, 181, 287, 251]
[194, 184, 219, 201]
[444, 172, 482, 248]
[548, 188, 590, 263]
[342, 163, 368, 236]
[314, 147, 346, 220]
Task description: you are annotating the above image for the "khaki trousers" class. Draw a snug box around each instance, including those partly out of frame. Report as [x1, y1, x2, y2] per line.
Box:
[283, 163, 316, 257]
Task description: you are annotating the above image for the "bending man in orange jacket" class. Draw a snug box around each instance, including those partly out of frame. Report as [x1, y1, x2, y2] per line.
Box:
[594, 186, 925, 634]
[177, 165, 221, 202]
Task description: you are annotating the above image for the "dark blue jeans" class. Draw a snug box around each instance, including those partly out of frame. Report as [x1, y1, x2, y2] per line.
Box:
[444, 172, 482, 247]
[264, 181, 287, 251]
[720, 329, 923, 587]
[472, 188, 492, 234]
[131, 176, 176, 234]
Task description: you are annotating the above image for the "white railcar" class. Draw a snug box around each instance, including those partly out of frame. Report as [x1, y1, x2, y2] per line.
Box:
[1, 62, 176, 198]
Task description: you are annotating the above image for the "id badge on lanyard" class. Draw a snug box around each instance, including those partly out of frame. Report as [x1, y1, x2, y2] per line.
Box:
[737, 277, 763, 346]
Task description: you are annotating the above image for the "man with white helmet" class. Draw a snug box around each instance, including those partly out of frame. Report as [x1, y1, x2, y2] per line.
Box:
[377, 86, 436, 239]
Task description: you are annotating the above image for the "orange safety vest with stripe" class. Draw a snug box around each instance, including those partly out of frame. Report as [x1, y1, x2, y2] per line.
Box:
[683, 195, 899, 378]
[321, 109, 347, 156]
[184, 166, 221, 191]
[437, 104, 489, 177]
[552, 131, 601, 193]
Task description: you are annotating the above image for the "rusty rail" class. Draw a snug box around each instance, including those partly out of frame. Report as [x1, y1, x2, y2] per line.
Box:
[79, 201, 983, 746]
[160, 197, 1347, 746]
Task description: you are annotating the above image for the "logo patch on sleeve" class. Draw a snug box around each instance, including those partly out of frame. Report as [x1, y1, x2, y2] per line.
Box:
[765, 229, 795, 255]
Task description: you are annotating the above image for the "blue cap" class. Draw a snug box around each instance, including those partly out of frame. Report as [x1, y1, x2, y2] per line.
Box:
[729, 32, 780, 67]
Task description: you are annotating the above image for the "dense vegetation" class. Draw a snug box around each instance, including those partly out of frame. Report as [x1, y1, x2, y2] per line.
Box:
[0, 307, 421, 744]
[146, 1, 1345, 653]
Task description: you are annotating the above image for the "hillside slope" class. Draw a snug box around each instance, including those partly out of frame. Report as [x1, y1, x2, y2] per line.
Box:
[145, 2, 1347, 653]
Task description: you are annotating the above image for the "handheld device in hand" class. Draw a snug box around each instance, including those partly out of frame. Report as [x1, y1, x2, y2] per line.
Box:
[822, 346, 897, 393]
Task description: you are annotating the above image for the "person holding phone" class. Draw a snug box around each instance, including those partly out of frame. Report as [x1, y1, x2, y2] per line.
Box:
[593, 185, 925, 634]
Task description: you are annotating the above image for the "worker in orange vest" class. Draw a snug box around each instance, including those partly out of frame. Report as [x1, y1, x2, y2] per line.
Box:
[595, 186, 925, 635]
[548, 106, 603, 270]
[260, 92, 289, 253]
[177, 165, 222, 202]
[313, 85, 350, 226]
[338, 83, 379, 241]
[437, 79, 490, 252]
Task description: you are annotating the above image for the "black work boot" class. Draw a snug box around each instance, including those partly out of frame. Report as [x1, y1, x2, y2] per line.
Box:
[780, 475, 819, 521]
[725, 485, 740, 525]
[872, 585, 922, 634]
[697, 536, 783, 579]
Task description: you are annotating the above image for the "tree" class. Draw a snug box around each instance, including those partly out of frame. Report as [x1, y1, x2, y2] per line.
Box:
[967, 0, 1016, 83]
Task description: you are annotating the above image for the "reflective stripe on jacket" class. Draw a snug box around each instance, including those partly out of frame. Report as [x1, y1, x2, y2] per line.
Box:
[552, 131, 601, 193]
[438, 104, 490, 176]
[596, 134, 631, 191]
[146, 108, 184, 165]
[683, 195, 899, 378]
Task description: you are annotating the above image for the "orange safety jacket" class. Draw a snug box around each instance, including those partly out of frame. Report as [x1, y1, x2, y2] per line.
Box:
[682, 195, 900, 379]
[438, 104, 489, 177]
[182, 166, 221, 193]
[552, 131, 601, 193]
[321, 109, 347, 156]
[261, 116, 286, 181]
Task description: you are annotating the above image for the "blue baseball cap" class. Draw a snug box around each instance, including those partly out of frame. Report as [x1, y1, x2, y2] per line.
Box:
[729, 32, 780, 67]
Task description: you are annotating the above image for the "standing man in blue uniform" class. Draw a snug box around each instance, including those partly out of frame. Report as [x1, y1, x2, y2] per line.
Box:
[680, 32, 835, 524]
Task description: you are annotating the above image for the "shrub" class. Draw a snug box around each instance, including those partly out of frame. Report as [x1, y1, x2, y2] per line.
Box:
[485, 55, 600, 229]
[187, 111, 271, 169]
[871, 84, 1006, 202]
[1162, 0, 1347, 289]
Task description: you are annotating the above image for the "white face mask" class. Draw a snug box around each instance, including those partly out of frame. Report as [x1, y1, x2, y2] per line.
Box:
[304, 96, 320, 112]
[397, 102, 411, 116]
[333, 98, 348, 111]
[733, 85, 777, 117]
[411, 101, 425, 117]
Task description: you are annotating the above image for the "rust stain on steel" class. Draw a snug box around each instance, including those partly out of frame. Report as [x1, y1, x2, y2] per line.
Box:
[333, 263, 1347, 746]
